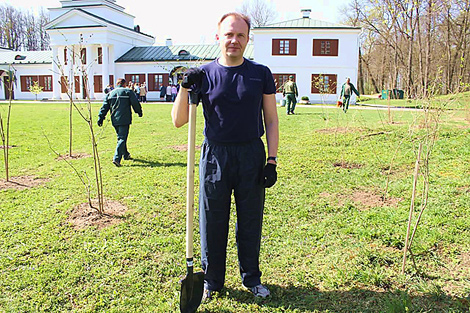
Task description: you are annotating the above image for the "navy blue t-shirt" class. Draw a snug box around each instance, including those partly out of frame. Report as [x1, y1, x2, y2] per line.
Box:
[198, 58, 276, 143]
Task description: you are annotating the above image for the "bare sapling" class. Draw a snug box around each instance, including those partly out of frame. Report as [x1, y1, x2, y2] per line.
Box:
[0, 65, 15, 181]
[400, 77, 450, 274]
[56, 41, 105, 214]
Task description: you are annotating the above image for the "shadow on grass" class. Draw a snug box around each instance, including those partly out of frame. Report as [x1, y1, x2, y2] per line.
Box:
[200, 285, 468, 312]
[129, 158, 186, 168]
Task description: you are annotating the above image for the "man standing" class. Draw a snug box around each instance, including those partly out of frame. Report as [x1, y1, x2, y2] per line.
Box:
[339, 77, 360, 113]
[98, 78, 143, 167]
[172, 12, 279, 300]
[139, 82, 147, 103]
[283, 75, 298, 115]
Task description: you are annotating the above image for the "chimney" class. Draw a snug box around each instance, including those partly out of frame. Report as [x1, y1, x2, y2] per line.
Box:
[166, 38, 173, 46]
[134, 25, 140, 32]
[301, 9, 311, 18]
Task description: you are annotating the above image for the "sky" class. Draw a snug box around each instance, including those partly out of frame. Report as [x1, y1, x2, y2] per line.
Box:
[3, 0, 347, 45]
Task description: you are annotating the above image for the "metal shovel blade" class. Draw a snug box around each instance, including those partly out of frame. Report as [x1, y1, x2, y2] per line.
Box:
[180, 265, 204, 313]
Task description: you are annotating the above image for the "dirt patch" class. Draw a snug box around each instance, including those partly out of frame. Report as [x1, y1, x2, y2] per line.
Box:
[0, 176, 49, 191]
[66, 199, 129, 230]
[350, 190, 401, 210]
[170, 144, 201, 152]
[0, 145, 17, 149]
[319, 190, 401, 210]
[56, 153, 91, 161]
[333, 161, 364, 169]
[316, 127, 365, 134]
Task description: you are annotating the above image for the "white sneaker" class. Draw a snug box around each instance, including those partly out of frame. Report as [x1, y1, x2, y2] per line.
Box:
[246, 284, 270, 298]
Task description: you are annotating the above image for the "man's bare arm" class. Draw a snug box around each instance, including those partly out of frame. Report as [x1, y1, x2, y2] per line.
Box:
[262, 93, 279, 164]
[171, 87, 190, 128]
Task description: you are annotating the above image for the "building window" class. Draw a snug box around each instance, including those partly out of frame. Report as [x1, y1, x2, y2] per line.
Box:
[39, 75, 53, 92]
[148, 73, 169, 91]
[64, 48, 68, 65]
[97, 47, 102, 64]
[272, 74, 296, 93]
[80, 48, 86, 64]
[311, 74, 337, 94]
[313, 39, 339, 56]
[272, 39, 297, 56]
[20, 75, 38, 92]
[125, 74, 146, 85]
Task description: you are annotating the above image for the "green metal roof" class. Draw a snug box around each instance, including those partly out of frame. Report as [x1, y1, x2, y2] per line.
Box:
[0, 50, 53, 65]
[116, 44, 254, 63]
[255, 18, 361, 30]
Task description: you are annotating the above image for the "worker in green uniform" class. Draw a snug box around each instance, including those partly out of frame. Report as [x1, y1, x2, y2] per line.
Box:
[339, 77, 360, 113]
[97, 78, 143, 167]
[282, 75, 298, 115]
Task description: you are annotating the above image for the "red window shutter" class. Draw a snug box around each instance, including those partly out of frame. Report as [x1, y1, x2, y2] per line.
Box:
[94, 75, 102, 93]
[330, 40, 339, 56]
[64, 48, 67, 65]
[74, 76, 80, 93]
[124, 74, 132, 84]
[272, 39, 280, 55]
[148, 74, 155, 91]
[109, 75, 114, 86]
[139, 74, 146, 85]
[60, 76, 67, 93]
[290, 40, 297, 56]
[20, 76, 27, 92]
[97, 47, 102, 64]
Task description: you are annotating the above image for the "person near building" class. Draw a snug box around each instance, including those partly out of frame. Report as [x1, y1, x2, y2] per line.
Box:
[171, 84, 178, 102]
[104, 84, 113, 94]
[339, 77, 360, 113]
[159, 84, 166, 100]
[166, 84, 172, 102]
[172, 12, 279, 301]
[282, 75, 298, 115]
[140, 82, 147, 102]
[133, 82, 140, 96]
[97, 78, 143, 167]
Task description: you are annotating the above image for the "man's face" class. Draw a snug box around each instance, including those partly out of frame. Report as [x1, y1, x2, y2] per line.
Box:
[217, 15, 249, 63]
[347, 78, 350, 84]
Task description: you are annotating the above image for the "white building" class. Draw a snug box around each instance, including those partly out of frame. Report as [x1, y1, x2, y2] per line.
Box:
[0, 1, 360, 103]
[254, 9, 361, 104]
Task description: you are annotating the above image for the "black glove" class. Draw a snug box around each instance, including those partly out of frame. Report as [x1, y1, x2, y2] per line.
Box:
[138, 112, 143, 117]
[97, 118, 104, 127]
[181, 68, 204, 89]
[262, 163, 277, 188]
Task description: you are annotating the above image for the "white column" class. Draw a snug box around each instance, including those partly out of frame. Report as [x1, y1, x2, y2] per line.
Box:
[52, 46, 60, 100]
[67, 46, 75, 99]
[102, 44, 109, 91]
[86, 45, 94, 99]
[110, 45, 115, 84]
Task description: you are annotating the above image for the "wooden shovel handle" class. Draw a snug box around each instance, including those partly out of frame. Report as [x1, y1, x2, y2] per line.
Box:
[186, 102, 197, 259]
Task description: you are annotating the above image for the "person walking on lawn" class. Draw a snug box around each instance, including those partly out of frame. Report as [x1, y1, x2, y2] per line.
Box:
[97, 78, 143, 167]
[172, 12, 279, 301]
[283, 75, 298, 114]
[339, 77, 360, 113]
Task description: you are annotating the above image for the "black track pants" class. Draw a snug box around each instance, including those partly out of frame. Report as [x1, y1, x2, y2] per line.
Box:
[199, 138, 266, 291]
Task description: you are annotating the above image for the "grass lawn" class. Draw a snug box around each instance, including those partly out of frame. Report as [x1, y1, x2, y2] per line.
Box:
[0, 101, 469, 312]
[356, 91, 470, 109]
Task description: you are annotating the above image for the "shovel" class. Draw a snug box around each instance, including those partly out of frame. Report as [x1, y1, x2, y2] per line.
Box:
[180, 91, 204, 313]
